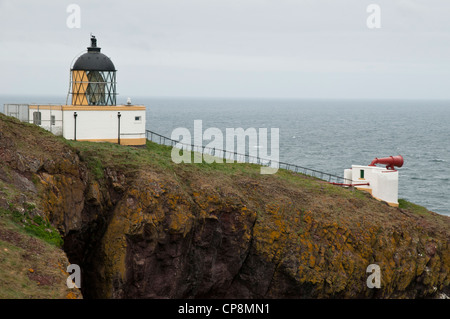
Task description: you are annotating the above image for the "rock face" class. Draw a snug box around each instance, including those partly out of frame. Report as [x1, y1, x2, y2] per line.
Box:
[1, 114, 449, 299]
[88, 171, 449, 299]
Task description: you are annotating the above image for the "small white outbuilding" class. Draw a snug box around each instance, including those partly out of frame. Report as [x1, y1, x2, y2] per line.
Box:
[343, 155, 404, 207]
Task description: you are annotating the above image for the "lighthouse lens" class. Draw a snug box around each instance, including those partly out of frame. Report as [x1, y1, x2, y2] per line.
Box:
[86, 71, 106, 105]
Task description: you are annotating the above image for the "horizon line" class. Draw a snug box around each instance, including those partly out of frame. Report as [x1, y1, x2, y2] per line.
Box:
[1, 93, 450, 102]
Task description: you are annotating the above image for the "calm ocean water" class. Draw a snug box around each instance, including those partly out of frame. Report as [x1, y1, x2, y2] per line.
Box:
[1, 95, 449, 216]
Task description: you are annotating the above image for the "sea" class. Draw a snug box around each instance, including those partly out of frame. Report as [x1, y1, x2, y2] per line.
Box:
[1, 95, 449, 217]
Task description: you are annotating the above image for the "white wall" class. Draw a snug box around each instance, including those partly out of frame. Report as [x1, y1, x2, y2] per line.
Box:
[349, 165, 399, 206]
[7, 104, 146, 145]
[351, 165, 379, 192]
[62, 109, 146, 142]
[373, 170, 399, 205]
[344, 168, 352, 184]
[28, 106, 63, 136]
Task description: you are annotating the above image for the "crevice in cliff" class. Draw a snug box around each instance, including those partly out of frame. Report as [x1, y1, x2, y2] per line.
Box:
[264, 257, 282, 297]
[228, 214, 257, 293]
[63, 209, 113, 298]
[61, 167, 128, 299]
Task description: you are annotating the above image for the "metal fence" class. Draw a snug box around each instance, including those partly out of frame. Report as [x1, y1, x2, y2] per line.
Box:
[3, 104, 29, 122]
[145, 130, 353, 185]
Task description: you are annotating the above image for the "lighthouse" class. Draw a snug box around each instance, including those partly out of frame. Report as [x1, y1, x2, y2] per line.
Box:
[4, 35, 146, 146]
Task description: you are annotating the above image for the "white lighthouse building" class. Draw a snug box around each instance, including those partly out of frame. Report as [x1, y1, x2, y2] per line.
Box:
[4, 36, 146, 146]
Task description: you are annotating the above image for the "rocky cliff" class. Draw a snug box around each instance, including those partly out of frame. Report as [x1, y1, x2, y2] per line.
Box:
[0, 113, 449, 299]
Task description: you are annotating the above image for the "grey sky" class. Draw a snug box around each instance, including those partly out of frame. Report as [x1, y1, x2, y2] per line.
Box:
[1, 0, 450, 100]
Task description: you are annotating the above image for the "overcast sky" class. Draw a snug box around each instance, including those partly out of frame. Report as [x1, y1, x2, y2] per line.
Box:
[1, 0, 450, 100]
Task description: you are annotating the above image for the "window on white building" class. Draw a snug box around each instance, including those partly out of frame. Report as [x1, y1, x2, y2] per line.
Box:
[33, 112, 41, 125]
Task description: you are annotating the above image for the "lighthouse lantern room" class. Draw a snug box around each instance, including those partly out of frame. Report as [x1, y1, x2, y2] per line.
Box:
[70, 36, 117, 106]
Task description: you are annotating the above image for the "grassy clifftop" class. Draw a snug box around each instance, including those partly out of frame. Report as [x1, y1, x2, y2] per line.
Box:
[0, 114, 81, 298]
[0, 206, 80, 298]
[0, 113, 449, 299]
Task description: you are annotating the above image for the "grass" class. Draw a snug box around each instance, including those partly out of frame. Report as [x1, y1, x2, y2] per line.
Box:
[398, 199, 430, 216]
[65, 139, 384, 203]
[0, 206, 63, 248]
[0, 239, 36, 299]
[0, 171, 24, 204]
[0, 239, 44, 299]
[68, 139, 266, 178]
[68, 140, 168, 174]
[0, 213, 73, 299]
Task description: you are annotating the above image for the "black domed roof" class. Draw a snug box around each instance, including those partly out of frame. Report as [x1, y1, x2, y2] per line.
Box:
[72, 52, 116, 71]
[72, 36, 116, 71]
